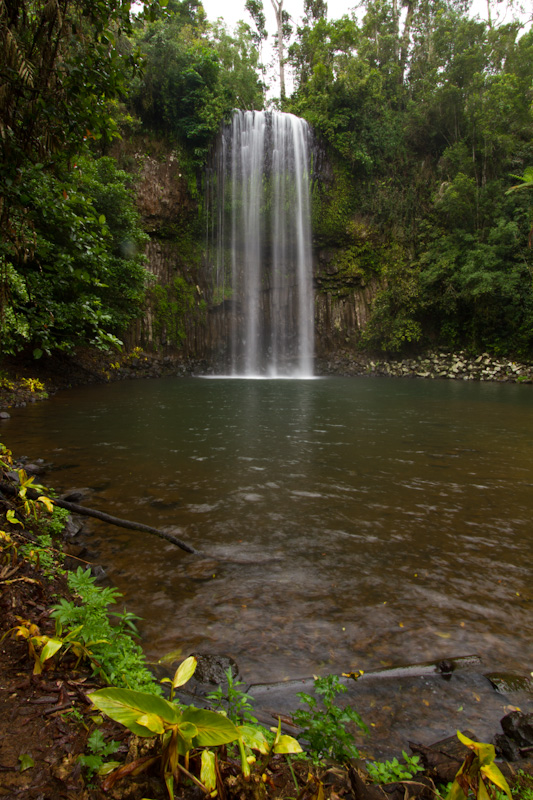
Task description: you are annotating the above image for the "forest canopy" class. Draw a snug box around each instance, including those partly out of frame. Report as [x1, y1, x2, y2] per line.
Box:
[0, 0, 532, 358]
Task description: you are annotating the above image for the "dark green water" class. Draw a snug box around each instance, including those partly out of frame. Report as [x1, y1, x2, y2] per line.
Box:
[2, 376, 532, 683]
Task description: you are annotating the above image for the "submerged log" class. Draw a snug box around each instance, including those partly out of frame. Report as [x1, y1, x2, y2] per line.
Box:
[0, 481, 200, 555]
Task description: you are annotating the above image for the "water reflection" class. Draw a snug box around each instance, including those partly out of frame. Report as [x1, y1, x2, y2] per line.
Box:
[2, 376, 532, 683]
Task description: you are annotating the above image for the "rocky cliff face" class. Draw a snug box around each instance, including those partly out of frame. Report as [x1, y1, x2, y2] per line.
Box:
[125, 137, 382, 367]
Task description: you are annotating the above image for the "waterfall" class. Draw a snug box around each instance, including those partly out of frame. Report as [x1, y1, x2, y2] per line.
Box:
[207, 110, 314, 378]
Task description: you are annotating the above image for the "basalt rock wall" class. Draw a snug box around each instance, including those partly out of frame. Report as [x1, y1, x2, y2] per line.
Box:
[121, 135, 382, 366]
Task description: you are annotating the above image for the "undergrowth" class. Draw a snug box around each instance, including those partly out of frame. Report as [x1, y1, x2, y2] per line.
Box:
[51, 567, 160, 693]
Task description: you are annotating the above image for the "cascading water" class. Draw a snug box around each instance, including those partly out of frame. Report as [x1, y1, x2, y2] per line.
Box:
[206, 110, 314, 377]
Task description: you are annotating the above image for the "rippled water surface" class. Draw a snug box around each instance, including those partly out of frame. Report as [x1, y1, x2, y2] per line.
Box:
[3, 376, 532, 683]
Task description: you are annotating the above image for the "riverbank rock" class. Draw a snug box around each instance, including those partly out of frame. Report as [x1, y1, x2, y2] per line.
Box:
[316, 349, 533, 384]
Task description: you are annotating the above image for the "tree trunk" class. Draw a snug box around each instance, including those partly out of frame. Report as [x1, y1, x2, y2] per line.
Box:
[0, 481, 200, 554]
[270, 0, 285, 99]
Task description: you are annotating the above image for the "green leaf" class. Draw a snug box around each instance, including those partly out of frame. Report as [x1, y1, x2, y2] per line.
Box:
[33, 348, 43, 359]
[136, 713, 165, 734]
[477, 779, 491, 800]
[172, 655, 197, 688]
[89, 688, 180, 736]
[237, 724, 269, 754]
[40, 638, 63, 663]
[446, 780, 468, 800]
[178, 721, 198, 739]
[200, 749, 217, 792]
[181, 707, 240, 747]
[97, 760, 121, 776]
[99, 214, 106, 225]
[18, 754, 34, 772]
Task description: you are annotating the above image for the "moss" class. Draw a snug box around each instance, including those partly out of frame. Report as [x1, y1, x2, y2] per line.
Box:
[148, 275, 205, 348]
[311, 157, 357, 246]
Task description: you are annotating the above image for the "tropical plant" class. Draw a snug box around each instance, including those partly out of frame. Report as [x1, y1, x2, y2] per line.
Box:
[506, 167, 533, 247]
[446, 732, 512, 800]
[207, 666, 259, 724]
[78, 729, 122, 782]
[51, 567, 159, 692]
[292, 674, 368, 765]
[89, 666, 242, 798]
[366, 751, 424, 783]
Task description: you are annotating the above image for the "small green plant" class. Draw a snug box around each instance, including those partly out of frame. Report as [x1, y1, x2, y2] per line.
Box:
[50, 567, 159, 692]
[40, 505, 70, 538]
[78, 729, 121, 781]
[207, 667, 259, 724]
[20, 533, 64, 578]
[446, 732, 512, 800]
[292, 674, 368, 765]
[366, 751, 424, 783]
[511, 770, 533, 798]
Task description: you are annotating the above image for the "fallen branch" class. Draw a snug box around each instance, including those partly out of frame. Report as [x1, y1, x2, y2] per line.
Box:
[0, 481, 200, 555]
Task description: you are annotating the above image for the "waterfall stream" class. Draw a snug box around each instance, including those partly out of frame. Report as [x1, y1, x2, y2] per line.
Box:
[207, 110, 314, 377]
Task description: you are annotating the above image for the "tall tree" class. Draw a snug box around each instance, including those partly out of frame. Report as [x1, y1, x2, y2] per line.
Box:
[0, 0, 161, 356]
[270, 0, 292, 100]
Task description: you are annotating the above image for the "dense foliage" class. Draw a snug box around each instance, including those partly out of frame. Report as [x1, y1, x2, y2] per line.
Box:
[0, 0, 158, 356]
[1, 0, 532, 360]
[130, 0, 264, 160]
[288, 0, 533, 354]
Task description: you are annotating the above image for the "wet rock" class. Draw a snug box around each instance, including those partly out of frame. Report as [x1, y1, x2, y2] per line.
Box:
[61, 488, 91, 503]
[190, 653, 240, 686]
[63, 514, 84, 538]
[0, 411, 11, 419]
[494, 733, 522, 761]
[24, 462, 46, 475]
[90, 564, 107, 580]
[485, 672, 533, 695]
[500, 710, 533, 748]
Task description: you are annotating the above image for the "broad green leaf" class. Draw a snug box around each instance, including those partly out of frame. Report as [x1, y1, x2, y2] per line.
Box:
[172, 655, 197, 688]
[237, 724, 269, 754]
[136, 713, 165, 734]
[89, 688, 180, 736]
[181, 707, 239, 747]
[40, 638, 63, 662]
[6, 510, 23, 526]
[200, 749, 217, 792]
[178, 721, 198, 739]
[480, 765, 512, 798]
[273, 734, 303, 754]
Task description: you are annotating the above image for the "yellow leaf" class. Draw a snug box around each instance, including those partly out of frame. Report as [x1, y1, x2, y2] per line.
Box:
[342, 670, 364, 680]
[480, 765, 512, 798]
[172, 656, 197, 688]
[435, 631, 451, 638]
[37, 496, 54, 513]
